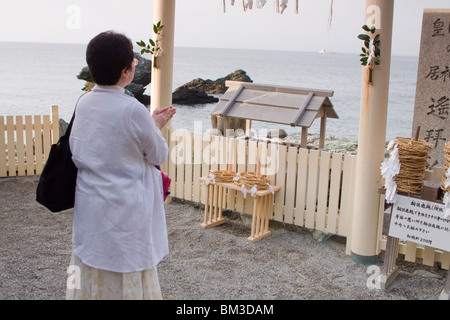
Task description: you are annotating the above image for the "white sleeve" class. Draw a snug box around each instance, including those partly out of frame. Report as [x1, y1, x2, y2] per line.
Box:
[130, 103, 169, 166]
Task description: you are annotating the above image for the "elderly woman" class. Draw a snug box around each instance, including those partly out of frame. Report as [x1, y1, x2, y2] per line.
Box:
[66, 31, 175, 300]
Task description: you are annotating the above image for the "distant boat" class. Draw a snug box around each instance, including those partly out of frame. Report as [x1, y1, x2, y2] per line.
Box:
[319, 49, 336, 54]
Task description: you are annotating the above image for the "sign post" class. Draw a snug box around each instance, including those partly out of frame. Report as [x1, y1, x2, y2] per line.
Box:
[377, 191, 450, 299]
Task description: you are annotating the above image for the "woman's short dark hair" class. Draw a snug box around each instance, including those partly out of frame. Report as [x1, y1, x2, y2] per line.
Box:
[86, 31, 134, 85]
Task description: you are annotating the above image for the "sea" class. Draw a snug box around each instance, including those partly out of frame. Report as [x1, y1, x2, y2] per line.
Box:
[0, 41, 419, 141]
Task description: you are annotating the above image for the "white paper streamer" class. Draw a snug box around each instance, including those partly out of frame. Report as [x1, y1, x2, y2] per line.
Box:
[280, 0, 288, 13]
[367, 39, 376, 68]
[250, 185, 258, 197]
[241, 185, 247, 198]
[380, 140, 401, 204]
[268, 183, 274, 195]
[205, 173, 216, 185]
[443, 167, 450, 219]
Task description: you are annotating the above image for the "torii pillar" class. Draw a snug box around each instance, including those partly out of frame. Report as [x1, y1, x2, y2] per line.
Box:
[350, 0, 394, 264]
[151, 0, 176, 121]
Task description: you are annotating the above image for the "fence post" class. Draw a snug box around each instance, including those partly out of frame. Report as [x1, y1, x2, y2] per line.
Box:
[0, 116, 6, 177]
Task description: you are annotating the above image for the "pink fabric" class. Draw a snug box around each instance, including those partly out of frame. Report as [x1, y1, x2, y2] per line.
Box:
[160, 171, 171, 200]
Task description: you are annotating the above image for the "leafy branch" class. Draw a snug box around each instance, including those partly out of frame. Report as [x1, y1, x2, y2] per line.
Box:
[137, 21, 164, 68]
[358, 25, 380, 83]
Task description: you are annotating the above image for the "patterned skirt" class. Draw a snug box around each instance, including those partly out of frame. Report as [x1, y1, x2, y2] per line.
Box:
[65, 252, 163, 300]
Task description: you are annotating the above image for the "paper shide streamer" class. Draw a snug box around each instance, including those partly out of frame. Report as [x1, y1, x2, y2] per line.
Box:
[223, 0, 298, 14]
[442, 142, 450, 219]
[443, 167, 450, 219]
[380, 139, 401, 204]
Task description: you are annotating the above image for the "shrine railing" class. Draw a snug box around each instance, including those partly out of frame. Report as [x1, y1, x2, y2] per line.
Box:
[0, 106, 59, 177]
[162, 128, 356, 237]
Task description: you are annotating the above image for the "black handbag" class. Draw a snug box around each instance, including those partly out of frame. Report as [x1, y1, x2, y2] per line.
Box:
[36, 111, 77, 212]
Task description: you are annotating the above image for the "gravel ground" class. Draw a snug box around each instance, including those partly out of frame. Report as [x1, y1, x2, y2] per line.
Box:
[0, 175, 447, 300]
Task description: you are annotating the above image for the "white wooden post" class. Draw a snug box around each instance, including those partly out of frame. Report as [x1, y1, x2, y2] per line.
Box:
[350, 0, 394, 264]
[151, 0, 176, 125]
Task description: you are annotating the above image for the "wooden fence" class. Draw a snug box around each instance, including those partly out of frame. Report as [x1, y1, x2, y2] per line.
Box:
[162, 128, 357, 238]
[0, 106, 59, 177]
[1, 107, 448, 269]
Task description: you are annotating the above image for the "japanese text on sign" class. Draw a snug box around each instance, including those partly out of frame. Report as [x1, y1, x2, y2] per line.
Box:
[389, 195, 450, 252]
[412, 10, 450, 166]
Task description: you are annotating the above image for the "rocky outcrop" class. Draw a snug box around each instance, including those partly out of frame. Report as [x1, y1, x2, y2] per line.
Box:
[175, 69, 253, 94]
[77, 58, 252, 106]
[172, 88, 218, 105]
[200, 70, 253, 132]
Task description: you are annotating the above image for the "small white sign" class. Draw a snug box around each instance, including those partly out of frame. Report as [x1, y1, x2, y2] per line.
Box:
[389, 194, 450, 252]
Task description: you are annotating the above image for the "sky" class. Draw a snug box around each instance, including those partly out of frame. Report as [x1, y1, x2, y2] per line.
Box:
[0, 0, 449, 56]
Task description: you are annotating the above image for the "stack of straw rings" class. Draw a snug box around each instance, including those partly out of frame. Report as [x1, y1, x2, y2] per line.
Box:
[392, 137, 432, 195]
[441, 141, 450, 194]
[233, 172, 271, 190]
[208, 170, 237, 183]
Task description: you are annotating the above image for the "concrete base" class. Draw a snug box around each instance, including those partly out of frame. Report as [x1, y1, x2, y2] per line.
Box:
[439, 291, 449, 300]
[351, 251, 378, 265]
[377, 268, 398, 290]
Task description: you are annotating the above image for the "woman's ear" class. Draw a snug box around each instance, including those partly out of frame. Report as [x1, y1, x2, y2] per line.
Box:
[123, 67, 132, 78]
[117, 67, 134, 87]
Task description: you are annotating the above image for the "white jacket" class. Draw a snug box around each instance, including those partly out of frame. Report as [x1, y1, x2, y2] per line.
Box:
[70, 85, 169, 273]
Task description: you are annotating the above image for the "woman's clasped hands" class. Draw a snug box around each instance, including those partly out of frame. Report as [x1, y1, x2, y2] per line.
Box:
[152, 106, 176, 130]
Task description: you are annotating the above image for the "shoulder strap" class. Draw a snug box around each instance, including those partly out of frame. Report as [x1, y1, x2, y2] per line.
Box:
[62, 93, 87, 140]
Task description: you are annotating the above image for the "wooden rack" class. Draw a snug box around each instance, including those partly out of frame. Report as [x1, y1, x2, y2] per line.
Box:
[200, 178, 280, 242]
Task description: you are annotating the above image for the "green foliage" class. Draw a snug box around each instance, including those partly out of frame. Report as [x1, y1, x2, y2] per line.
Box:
[136, 21, 164, 67]
[358, 24, 380, 67]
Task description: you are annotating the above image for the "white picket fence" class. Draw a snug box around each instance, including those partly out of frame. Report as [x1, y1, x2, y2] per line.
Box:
[0, 106, 59, 177]
[161, 127, 357, 238]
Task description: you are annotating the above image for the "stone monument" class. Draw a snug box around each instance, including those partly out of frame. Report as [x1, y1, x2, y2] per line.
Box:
[412, 9, 450, 168]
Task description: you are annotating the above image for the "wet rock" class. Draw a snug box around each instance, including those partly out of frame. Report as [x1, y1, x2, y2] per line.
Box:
[267, 129, 288, 139]
[172, 88, 219, 105]
[175, 69, 253, 94]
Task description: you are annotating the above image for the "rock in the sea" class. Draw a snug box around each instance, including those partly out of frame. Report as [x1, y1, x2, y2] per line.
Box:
[59, 118, 69, 138]
[131, 54, 152, 88]
[171, 70, 252, 105]
[175, 69, 253, 94]
[77, 62, 252, 107]
[172, 88, 219, 105]
[205, 128, 223, 136]
[267, 129, 288, 139]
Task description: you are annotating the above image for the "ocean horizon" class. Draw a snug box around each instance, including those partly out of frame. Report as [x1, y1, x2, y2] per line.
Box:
[0, 41, 420, 141]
